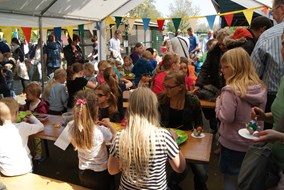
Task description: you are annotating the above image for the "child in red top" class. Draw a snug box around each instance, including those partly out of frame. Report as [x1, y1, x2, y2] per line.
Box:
[180, 57, 195, 92]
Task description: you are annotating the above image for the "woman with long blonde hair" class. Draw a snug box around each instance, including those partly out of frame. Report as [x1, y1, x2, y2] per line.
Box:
[216, 47, 267, 190]
[69, 89, 115, 189]
[108, 87, 186, 189]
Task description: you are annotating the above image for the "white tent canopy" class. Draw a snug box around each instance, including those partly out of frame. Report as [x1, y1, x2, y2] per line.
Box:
[0, 0, 143, 27]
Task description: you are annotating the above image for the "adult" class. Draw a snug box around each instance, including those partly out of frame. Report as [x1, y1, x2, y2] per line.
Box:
[225, 16, 273, 55]
[63, 34, 84, 66]
[187, 27, 200, 56]
[0, 40, 10, 55]
[108, 87, 186, 190]
[28, 38, 42, 81]
[91, 35, 98, 60]
[251, 0, 284, 129]
[195, 28, 231, 133]
[130, 42, 143, 65]
[44, 34, 61, 79]
[170, 29, 190, 59]
[108, 30, 123, 63]
[200, 30, 214, 54]
[0, 53, 10, 97]
[158, 70, 208, 190]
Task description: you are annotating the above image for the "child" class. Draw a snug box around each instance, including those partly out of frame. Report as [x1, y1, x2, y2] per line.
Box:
[68, 90, 116, 189]
[122, 55, 133, 74]
[103, 67, 132, 120]
[180, 57, 195, 91]
[216, 48, 267, 190]
[108, 87, 186, 189]
[0, 98, 44, 176]
[95, 84, 120, 123]
[44, 69, 68, 115]
[83, 63, 97, 85]
[66, 63, 96, 109]
[96, 60, 110, 84]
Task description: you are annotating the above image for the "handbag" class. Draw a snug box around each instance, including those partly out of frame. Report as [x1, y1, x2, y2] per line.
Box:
[195, 84, 220, 102]
[238, 142, 280, 190]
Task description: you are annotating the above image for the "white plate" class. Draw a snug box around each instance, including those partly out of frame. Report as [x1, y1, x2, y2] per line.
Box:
[238, 128, 259, 140]
[191, 133, 205, 138]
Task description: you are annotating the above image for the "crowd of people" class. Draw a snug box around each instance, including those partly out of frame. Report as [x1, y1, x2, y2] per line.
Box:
[0, 0, 284, 189]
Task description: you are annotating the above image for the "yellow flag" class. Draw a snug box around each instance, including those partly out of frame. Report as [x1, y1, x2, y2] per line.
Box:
[106, 16, 116, 25]
[243, 9, 254, 25]
[66, 26, 73, 40]
[2, 27, 12, 45]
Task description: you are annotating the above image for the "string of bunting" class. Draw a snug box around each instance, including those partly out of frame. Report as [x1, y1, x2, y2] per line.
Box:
[0, 5, 269, 44]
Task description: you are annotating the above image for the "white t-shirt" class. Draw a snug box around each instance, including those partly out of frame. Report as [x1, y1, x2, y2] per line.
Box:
[0, 124, 32, 176]
[109, 38, 121, 53]
[15, 115, 44, 158]
[67, 121, 112, 172]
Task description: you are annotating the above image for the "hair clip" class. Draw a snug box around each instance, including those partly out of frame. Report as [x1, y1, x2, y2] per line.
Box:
[76, 98, 87, 105]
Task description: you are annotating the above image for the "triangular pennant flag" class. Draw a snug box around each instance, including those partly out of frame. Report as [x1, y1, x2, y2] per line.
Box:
[262, 7, 268, 15]
[157, 19, 165, 32]
[87, 22, 96, 36]
[224, 14, 234, 27]
[206, 15, 216, 29]
[188, 18, 198, 31]
[95, 22, 100, 30]
[127, 19, 135, 31]
[115, 17, 122, 29]
[66, 26, 73, 40]
[172, 18, 182, 32]
[2, 27, 12, 45]
[243, 9, 254, 25]
[21, 27, 32, 43]
[142, 18, 151, 31]
[78, 24, 84, 40]
[106, 16, 116, 25]
[54, 27, 62, 41]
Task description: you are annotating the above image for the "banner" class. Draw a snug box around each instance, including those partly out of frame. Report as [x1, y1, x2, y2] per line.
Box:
[243, 9, 254, 25]
[66, 26, 73, 40]
[54, 27, 61, 41]
[206, 15, 216, 29]
[172, 18, 182, 32]
[157, 19, 165, 32]
[2, 27, 12, 45]
[224, 14, 234, 27]
[115, 16, 122, 29]
[21, 27, 32, 43]
[142, 18, 151, 31]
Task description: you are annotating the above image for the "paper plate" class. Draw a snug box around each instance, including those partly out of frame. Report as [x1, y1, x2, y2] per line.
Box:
[191, 133, 205, 139]
[33, 114, 49, 122]
[17, 111, 31, 123]
[238, 128, 259, 140]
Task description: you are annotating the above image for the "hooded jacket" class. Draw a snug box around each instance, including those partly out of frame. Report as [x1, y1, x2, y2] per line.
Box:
[216, 84, 267, 152]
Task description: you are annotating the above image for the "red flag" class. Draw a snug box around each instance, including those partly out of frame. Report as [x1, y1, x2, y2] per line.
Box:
[262, 7, 268, 15]
[21, 27, 32, 43]
[224, 14, 234, 27]
[157, 19, 165, 32]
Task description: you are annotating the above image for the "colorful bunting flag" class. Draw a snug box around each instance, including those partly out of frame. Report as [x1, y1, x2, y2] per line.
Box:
[78, 24, 84, 41]
[172, 18, 181, 32]
[188, 18, 198, 31]
[206, 15, 216, 29]
[66, 26, 73, 40]
[261, 7, 268, 15]
[87, 22, 95, 36]
[224, 14, 234, 27]
[243, 9, 254, 25]
[127, 19, 135, 31]
[21, 27, 32, 43]
[96, 22, 100, 30]
[41, 29, 47, 43]
[115, 17, 122, 29]
[106, 16, 116, 25]
[2, 27, 12, 45]
[54, 27, 61, 41]
[157, 19, 165, 32]
[142, 18, 151, 31]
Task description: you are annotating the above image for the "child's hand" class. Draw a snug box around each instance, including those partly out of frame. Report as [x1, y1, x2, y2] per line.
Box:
[97, 118, 116, 135]
[169, 129, 178, 141]
[251, 107, 265, 121]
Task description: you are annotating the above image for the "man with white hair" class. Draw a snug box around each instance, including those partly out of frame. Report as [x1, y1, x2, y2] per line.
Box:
[251, 0, 284, 129]
[200, 30, 214, 54]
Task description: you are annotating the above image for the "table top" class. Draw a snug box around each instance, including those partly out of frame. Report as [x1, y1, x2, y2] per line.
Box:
[33, 115, 65, 141]
[0, 173, 90, 190]
[180, 131, 213, 164]
[123, 100, 216, 109]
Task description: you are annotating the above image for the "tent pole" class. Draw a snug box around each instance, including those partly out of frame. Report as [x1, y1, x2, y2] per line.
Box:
[39, 16, 45, 91]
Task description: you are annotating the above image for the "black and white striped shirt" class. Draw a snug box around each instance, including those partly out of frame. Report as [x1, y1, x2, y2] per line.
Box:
[110, 128, 179, 190]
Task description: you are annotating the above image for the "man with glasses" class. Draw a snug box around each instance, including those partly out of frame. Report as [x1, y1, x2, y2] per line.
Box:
[251, 0, 284, 129]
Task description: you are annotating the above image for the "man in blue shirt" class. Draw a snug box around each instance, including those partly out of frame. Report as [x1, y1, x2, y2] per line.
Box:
[187, 27, 200, 57]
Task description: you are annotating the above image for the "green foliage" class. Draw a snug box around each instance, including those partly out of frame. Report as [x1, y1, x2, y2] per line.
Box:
[128, 0, 161, 18]
[166, 0, 200, 32]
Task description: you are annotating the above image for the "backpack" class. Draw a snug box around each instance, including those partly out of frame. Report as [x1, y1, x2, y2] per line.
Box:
[45, 43, 61, 68]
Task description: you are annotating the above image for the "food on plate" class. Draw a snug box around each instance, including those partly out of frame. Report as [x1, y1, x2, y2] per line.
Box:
[246, 120, 259, 135]
[53, 124, 61, 128]
[193, 126, 203, 136]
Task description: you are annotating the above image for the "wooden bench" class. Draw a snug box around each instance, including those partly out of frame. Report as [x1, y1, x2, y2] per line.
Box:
[0, 173, 91, 190]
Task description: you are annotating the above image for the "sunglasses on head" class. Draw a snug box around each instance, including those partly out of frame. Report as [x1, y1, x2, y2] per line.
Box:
[96, 94, 106, 97]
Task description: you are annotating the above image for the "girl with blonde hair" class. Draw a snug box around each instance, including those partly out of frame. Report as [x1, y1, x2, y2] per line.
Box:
[69, 89, 115, 189]
[95, 84, 120, 122]
[44, 69, 68, 115]
[216, 47, 267, 190]
[108, 87, 186, 189]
